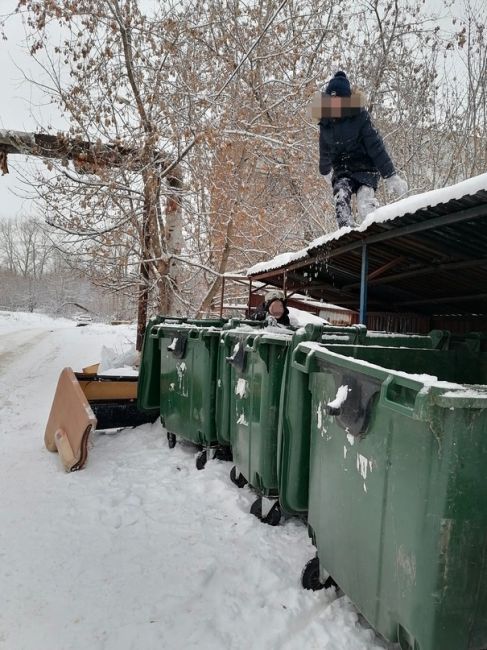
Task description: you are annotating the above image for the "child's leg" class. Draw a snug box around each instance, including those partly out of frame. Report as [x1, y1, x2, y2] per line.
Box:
[356, 184, 379, 222]
[332, 177, 354, 228]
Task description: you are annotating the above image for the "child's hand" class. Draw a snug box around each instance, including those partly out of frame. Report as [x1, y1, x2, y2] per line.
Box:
[385, 174, 408, 197]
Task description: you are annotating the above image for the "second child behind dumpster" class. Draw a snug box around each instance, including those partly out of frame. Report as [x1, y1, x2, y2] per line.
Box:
[316, 70, 408, 229]
[250, 291, 291, 327]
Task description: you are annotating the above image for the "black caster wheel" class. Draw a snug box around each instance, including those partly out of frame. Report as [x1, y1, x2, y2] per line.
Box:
[323, 575, 338, 589]
[196, 449, 208, 470]
[250, 496, 262, 519]
[213, 446, 233, 462]
[264, 502, 281, 526]
[301, 557, 324, 591]
[250, 497, 281, 526]
[167, 432, 176, 449]
[301, 557, 338, 591]
[230, 465, 248, 488]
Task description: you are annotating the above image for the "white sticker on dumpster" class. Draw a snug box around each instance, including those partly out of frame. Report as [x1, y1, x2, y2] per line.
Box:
[317, 401, 322, 429]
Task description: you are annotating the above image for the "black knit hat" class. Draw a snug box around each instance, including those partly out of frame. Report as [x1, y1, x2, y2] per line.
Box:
[325, 71, 351, 97]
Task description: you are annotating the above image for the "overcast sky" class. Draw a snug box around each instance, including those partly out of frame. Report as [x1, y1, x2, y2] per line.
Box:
[0, 0, 68, 221]
[0, 0, 464, 222]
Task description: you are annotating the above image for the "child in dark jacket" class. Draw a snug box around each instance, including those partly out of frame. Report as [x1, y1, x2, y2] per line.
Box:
[250, 291, 291, 326]
[317, 71, 407, 229]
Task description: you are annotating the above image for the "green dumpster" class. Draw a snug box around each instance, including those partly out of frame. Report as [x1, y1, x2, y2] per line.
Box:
[225, 326, 293, 523]
[153, 318, 228, 468]
[362, 330, 436, 348]
[215, 320, 264, 451]
[137, 316, 186, 413]
[294, 341, 487, 650]
[277, 324, 351, 517]
[277, 326, 443, 518]
[319, 325, 439, 349]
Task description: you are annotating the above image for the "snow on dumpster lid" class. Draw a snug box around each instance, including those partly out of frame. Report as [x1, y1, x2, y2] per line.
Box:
[247, 171, 487, 277]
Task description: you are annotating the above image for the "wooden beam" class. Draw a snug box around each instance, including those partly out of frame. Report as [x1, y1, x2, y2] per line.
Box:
[0, 129, 167, 172]
[347, 256, 487, 289]
[367, 256, 406, 281]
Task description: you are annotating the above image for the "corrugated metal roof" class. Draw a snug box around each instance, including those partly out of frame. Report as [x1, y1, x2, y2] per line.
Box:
[248, 185, 487, 316]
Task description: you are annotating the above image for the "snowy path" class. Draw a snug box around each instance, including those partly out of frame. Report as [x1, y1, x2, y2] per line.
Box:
[0, 312, 394, 650]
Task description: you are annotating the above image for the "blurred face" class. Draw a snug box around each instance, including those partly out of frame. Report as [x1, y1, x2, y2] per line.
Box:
[269, 300, 285, 318]
[329, 96, 342, 117]
[310, 92, 365, 119]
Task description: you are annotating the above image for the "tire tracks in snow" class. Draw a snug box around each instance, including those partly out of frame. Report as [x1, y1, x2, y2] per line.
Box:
[0, 327, 63, 435]
[0, 328, 53, 375]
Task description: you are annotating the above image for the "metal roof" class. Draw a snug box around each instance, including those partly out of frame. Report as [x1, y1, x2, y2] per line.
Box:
[247, 187, 487, 316]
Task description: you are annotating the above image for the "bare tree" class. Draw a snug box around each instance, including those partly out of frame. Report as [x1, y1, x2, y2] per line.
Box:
[5, 0, 487, 326]
[0, 217, 52, 278]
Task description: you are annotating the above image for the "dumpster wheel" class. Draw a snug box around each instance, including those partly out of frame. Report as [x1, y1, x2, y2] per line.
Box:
[196, 449, 208, 470]
[167, 432, 177, 449]
[230, 466, 248, 488]
[250, 497, 281, 526]
[301, 557, 338, 591]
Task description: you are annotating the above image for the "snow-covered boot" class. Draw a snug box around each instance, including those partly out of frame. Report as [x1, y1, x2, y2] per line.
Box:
[356, 185, 379, 223]
[333, 178, 355, 228]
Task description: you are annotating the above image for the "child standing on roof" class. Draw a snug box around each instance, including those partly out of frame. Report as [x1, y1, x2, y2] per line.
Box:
[316, 71, 408, 229]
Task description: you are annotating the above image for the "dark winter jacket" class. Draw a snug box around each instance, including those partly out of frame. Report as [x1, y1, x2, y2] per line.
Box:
[319, 95, 395, 189]
[250, 299, 291, 326]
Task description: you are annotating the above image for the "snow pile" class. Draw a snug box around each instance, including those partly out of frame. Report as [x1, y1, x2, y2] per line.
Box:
[0, 311, 392, 650]
[288, 306, 330, 327]
[98, 343, 139, 373]
[0, 309, 72, 334]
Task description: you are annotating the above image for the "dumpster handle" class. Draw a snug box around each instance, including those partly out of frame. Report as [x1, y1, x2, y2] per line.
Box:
[153, 327, 177, 339]
[225, 340, 246, 372]
[149, 326, 160, 339]
[244, 334, 263, 352]
[322, 325, 364, 334]
[379, 375, 424, 418]
[291, 345, 316, 374]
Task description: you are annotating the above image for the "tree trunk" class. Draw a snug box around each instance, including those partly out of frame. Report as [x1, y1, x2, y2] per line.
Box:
[163, 166, 183, 315]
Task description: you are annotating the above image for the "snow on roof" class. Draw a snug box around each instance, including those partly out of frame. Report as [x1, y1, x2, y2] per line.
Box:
[247, 246, 309, 276]
[247, 171, 487, 276]
[290, 296, 353, 312]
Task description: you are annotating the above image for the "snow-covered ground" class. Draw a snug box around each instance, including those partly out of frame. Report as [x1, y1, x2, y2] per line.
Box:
[0, 311, 394, 650]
